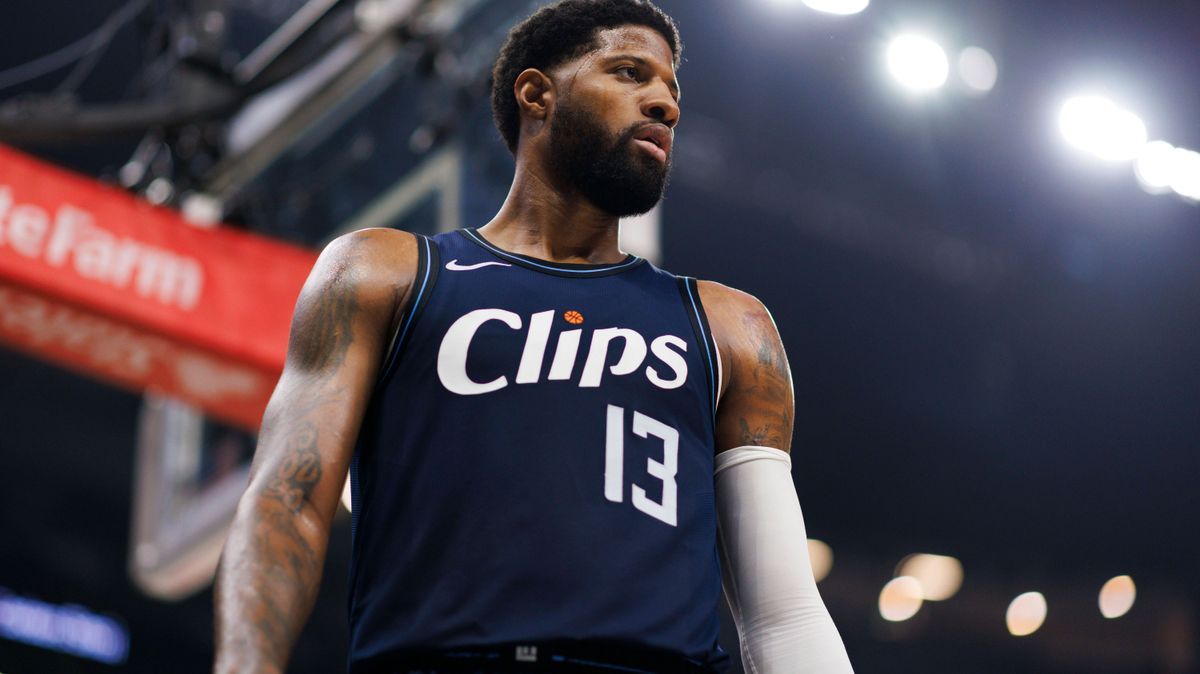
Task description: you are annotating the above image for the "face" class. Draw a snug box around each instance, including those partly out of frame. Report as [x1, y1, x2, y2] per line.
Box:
[545, 25, 681, 217]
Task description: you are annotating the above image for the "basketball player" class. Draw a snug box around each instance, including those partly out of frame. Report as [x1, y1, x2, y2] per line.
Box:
[214, 1, 853, 672]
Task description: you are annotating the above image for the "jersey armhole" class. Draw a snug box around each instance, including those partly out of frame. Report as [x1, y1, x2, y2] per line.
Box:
[677, 276, 720, 423]
[715, 334, 724, 407]
[350, 232, 438, 613]
[375, 232, 440, 390]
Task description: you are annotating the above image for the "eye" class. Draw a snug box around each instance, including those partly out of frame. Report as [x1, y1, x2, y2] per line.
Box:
[616, 65, 640, 81]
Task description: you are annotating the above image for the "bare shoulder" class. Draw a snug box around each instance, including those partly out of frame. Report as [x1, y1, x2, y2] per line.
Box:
[695, 279, 784, 378]
[312, 227, 419, 294]
[695, 279, 794, 453]
[304, 228, 421, 313]
[288, 228, 422, 372]
[695, 279, 765, 313]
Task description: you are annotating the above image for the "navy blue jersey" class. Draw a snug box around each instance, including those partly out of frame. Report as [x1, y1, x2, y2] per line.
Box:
[347, 228, 728, 672]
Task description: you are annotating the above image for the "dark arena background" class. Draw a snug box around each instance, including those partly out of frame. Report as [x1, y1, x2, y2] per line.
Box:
[1, 1, 1198, 672]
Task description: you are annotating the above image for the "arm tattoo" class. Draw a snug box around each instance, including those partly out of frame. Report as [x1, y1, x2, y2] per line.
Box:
[749, 311, 790, 384]
[731, 307, 794, 449]
[261, 422, 323, 513]
[290, 241, 367, 371]
[739, 418, 784, 447]
[217, 413, 329, 671]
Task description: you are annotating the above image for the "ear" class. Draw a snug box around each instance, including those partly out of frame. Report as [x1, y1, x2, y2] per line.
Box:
[514, 68, 555, 122]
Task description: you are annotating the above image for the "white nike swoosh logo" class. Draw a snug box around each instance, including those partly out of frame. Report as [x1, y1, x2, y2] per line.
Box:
[445, 259, 513, 271]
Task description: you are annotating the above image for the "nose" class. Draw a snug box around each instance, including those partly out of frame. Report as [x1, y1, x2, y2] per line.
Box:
[642, 84, 680, 129]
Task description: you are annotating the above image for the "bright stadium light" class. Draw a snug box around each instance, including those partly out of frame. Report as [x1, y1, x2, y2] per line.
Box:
[1135, 140, 1178, 193]
[887, 35, 949, 92]
[1058, 95, 1147, 161]
[957, 46, 997, 94]
[1169, 147, 1200, 200]
[802, 0, 870, 15]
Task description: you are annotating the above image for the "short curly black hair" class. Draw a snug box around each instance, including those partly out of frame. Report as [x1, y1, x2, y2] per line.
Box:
[491, 0, 682, 154]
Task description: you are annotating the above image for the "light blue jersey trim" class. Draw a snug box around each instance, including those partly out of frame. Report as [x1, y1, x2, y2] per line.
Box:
[683, 279, 718, 423]
[376, 235, 433, 388]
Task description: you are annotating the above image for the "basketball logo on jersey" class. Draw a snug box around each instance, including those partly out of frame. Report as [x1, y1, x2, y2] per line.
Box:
[436, 308, 688, 395]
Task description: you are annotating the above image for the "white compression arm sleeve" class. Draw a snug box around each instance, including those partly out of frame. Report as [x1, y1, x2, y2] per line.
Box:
[715, 446, 854, 674]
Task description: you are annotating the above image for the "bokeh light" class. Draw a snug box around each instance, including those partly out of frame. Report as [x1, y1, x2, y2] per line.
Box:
[1006, 592, 1047, 636]
[1098, 575, 1136, 618]
[957, 46, 998, 93]
[181, 192, 223, 228]
[896, 553, 963, 601]
[808, 539, 834, 582]
[1058, 95, 1147, 161]
[887, 35, 949, 92]
[879, 576, 924, 622]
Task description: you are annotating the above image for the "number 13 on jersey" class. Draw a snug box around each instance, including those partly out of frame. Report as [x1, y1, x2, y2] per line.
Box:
[604, 404, 678, 527]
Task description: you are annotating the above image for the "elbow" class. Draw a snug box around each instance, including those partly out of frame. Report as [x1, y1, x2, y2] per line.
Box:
[227, 483, 331, 560]
[739, 607, 854, 674]
[242, 484, 329, 538]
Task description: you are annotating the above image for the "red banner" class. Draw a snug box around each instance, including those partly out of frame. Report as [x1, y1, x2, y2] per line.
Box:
[0, 145, 318, 429]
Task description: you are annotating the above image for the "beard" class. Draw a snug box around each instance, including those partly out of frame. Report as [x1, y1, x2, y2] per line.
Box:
[547, 101, 672, 217]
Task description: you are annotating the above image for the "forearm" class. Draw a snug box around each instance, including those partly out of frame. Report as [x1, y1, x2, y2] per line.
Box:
[213, 494, 330, 674]
[716, 446, 853, 674]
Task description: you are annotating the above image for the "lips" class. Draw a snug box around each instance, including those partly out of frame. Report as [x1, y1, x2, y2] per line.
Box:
[633, 124, 672, 163]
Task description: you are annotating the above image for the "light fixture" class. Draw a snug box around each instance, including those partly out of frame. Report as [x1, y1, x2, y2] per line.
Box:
[1058, 95, 1147, 161]
[887, 35, 950, 92]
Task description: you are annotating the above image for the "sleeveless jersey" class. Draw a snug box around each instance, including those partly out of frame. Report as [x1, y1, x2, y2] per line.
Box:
[347, 228, 728, 672]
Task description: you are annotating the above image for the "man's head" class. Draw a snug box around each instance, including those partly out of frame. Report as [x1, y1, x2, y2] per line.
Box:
[491, 0, 683, 216]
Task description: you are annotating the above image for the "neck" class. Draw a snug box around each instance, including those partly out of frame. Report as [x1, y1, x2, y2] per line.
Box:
[477, 153, 626, 264]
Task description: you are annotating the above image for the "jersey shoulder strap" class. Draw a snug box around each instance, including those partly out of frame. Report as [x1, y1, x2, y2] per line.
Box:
[675, 275, 719, 422]
[376, 231, 440, 389]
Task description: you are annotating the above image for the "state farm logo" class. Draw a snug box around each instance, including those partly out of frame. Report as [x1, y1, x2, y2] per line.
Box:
[0, 186, 204, 310]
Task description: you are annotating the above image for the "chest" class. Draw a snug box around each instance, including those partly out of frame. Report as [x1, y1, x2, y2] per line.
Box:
[425, 276, 698, 398]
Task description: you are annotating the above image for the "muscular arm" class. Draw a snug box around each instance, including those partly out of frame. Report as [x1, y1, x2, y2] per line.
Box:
[698, 281, 853, 674]
[213, 229, 418, 674]
[699, 282, 794, 453]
